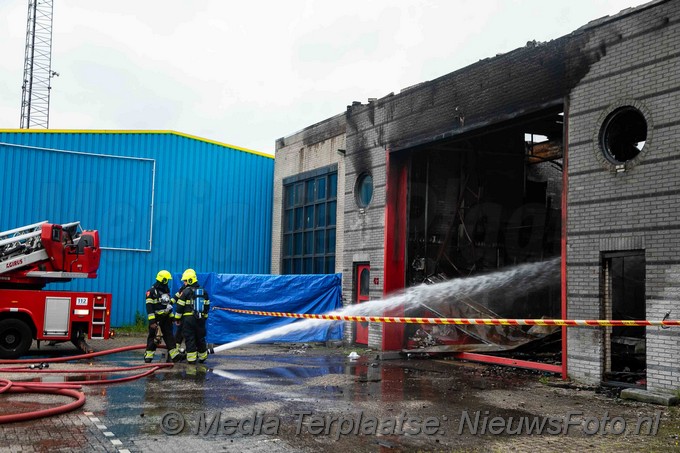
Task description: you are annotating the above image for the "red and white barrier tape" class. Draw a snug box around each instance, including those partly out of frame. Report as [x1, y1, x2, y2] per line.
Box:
[218, 307, 679, 327]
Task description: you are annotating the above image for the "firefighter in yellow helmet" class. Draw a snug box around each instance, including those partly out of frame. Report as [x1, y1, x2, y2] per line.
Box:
[144, 270, 184, 363]
[174, 269, 210, 363]
[172, 280, 187, 351]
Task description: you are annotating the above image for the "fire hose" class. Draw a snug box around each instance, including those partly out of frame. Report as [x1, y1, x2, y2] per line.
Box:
[0, 343, 171, 424]
[0, 379, 85, 424]
[0, 343, 148, 365]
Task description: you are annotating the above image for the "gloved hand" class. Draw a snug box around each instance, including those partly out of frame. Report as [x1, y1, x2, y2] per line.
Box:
[160, 293, 171, 303]
[149, 322, 158, 330]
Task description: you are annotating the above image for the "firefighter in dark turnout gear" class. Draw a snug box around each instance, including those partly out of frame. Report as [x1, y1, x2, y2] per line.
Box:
[144, 270, 183, 363]
[174, 268, 210, 363]
[172, 281, 187, 350]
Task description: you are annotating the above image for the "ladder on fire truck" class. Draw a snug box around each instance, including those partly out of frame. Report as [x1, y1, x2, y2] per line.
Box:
[0, 220, 85, 278]
[0, 220, 50, 274]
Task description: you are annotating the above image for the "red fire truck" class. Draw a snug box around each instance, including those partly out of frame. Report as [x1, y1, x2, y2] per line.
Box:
[0, 221, 112, 359]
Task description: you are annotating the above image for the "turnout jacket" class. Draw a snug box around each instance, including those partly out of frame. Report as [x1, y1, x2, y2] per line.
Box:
[174, 282, 210, 319]
[145, 282, 172, 322]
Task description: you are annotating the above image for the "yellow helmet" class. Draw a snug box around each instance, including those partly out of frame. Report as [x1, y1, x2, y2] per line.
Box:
[181, 268, 197, 285]
[156, 270, 172, 284]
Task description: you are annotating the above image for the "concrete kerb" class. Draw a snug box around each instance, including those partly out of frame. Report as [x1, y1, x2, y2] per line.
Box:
[621, 388, 679, 406]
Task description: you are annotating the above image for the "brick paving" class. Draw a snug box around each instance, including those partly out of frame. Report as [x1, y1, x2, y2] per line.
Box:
[0, 412, 119, 453]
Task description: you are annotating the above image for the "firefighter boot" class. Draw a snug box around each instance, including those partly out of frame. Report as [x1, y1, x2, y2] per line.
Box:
[186, 351, 198, 364]
[198, 351, 208, 364]
[169, 348, 185, 363]
[144, 350, 155, 363]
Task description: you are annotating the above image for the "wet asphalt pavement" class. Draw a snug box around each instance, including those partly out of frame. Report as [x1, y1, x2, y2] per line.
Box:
[2, 334, 680, 452]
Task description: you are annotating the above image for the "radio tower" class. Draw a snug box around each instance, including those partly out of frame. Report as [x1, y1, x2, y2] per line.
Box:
[20, 0, 56, 129]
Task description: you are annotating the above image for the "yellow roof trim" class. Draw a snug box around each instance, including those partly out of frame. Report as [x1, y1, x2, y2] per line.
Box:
[0, 128, 274, 159]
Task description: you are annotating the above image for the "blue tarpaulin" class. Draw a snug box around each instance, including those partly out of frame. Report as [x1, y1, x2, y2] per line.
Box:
[171, 273, 343, 344]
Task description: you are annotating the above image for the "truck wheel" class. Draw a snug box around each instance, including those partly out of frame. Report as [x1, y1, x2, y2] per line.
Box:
[0, 318, 33, 359]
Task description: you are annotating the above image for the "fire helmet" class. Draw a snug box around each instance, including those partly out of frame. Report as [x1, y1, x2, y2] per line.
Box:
[181, 268, 197, 285]
[156, 270, 172, 284]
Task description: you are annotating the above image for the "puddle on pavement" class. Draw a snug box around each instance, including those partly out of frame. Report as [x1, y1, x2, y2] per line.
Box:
[36, 350, 536, 443]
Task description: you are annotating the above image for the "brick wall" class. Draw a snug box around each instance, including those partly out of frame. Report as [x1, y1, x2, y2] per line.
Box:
[567, 0, 680, 390]
[272, 114, 346, 276]
[342, 110, 388, 348]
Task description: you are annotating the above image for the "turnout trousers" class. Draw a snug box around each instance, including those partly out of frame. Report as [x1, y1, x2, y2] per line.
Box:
[146, 315, 177, 351]
[145, 316, 181, 362]
[182, 315, 207, 363]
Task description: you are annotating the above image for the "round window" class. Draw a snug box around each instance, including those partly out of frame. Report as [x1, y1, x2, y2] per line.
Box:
[355, 173, 373, 208]
[599, 106, 647, 164]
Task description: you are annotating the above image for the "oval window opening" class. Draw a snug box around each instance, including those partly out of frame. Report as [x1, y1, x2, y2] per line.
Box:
[355, 173, 373, 208]
[600, 106, 647, 164]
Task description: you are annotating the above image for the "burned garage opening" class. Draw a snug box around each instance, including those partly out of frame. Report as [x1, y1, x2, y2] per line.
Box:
[403, 108, 563, 354]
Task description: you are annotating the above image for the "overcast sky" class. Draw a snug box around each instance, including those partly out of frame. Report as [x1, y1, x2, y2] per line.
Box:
[0, 0, 650, 156]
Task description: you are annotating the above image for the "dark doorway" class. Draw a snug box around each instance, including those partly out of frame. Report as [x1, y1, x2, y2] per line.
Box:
[602, 251, 646, 387]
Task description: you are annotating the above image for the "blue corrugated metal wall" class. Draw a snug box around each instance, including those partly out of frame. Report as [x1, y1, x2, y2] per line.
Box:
[0, 130, 274, 326]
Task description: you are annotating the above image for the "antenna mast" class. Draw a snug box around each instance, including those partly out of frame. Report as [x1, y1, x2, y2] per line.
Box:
[20, 0, 55, 129]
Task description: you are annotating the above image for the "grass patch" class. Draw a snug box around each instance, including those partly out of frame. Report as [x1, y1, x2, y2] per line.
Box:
[114, 312, 148, 334]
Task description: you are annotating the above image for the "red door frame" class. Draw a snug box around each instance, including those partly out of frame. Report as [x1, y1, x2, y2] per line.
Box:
[382, 151, 407, 351]
[355, 263, 370, 344]
[559, 98, 569, 379]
